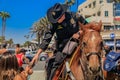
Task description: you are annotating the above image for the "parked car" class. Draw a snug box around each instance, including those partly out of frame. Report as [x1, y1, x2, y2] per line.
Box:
[39, 52, 49, 61]
[25, 51, 49, 61]
[7, 48, 15, 54]
[30, 51, 49, 61]
[25, 53, 33, 62]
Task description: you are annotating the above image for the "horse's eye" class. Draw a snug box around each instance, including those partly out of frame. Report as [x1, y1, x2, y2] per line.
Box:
[100, 41, 103, 46]
[100, 41, 103, 49]
[83, 42, 87, 47]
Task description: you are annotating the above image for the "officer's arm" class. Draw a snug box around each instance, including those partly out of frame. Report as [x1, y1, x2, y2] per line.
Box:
[31, 25, 55, 64]
[39, 25, 55, 51]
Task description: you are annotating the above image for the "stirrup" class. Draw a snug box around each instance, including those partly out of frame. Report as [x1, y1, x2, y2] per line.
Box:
[65, 61, 76, 80]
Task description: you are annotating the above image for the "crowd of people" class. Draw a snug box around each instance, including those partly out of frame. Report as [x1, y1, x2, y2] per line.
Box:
[0, 43, 33, 80]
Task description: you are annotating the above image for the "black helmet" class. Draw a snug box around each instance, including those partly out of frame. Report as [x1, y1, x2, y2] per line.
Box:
[47, 3, 68, 23]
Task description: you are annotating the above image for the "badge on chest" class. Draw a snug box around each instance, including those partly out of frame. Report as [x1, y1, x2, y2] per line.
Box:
[70, 18, 76, 27]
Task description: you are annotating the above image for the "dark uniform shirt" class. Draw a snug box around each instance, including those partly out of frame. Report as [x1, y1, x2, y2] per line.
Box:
[39, 12, 88, 51]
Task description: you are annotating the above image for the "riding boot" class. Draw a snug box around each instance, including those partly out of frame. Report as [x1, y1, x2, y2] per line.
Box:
[46, 69, 51, 80]
[48, 68, 57, 80]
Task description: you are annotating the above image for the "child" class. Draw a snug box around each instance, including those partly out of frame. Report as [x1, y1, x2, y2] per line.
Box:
[15, 44, 21, 54]
[0, 51, 33, 80]
[16, 48, 29, 67]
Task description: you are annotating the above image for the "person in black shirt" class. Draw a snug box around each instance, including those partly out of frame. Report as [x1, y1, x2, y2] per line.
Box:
[31, 3, 88, 80]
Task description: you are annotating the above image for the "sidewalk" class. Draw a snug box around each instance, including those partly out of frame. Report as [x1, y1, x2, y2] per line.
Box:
[30, 70, 46, 80]
[23, 61, 46, 80]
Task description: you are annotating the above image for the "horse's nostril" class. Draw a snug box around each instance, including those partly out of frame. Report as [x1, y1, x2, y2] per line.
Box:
[89, 67, 100, 74]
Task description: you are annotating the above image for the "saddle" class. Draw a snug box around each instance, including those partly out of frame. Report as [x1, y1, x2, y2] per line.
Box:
[62, 38, 78, 55]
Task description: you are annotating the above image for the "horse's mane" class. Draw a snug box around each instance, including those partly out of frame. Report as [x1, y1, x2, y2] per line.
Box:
[79, 21, 102, 32]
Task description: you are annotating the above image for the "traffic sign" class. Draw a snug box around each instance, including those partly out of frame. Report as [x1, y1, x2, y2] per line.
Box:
[110, 33, 115, 39]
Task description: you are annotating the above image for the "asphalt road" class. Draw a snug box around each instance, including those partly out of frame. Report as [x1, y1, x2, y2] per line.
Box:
[23, 61, 46, 80]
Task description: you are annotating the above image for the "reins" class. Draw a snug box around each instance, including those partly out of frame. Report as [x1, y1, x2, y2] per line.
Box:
[79, 30, 104, 79]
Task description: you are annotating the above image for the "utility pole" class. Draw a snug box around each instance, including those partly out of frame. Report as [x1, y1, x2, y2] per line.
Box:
[113, 1, 116, 51]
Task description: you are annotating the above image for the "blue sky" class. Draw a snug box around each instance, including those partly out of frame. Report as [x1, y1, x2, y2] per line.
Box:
[0, 0, 85, 44]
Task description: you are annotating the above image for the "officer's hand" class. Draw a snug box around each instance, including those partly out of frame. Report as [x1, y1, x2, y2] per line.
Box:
[31, 54, 39, 64]
[31, 49, 42, 65]
[72, 33, 79, 40]
[72, 30, 83, 39]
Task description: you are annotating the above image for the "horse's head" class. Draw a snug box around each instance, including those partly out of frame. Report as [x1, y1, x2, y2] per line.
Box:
[79, 21, 103, 74]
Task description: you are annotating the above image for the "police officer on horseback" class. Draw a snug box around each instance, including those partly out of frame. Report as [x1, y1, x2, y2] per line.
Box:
[32, 3, 88, 80]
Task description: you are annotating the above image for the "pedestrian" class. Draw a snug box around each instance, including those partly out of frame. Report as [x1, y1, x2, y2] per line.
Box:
[104, 45, 110, 56]
[15, 44, 21, 54]
[31, 3, 88, 80]
[16, 48, 30, 67]
[0, 43, 7, 54]
[116, 47, 120, 53]
[0, 51, 33, 80]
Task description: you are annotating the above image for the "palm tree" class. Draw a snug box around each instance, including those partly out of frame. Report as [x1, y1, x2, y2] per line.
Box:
[0, 11, 10, 39]
[6, 38, 14, 48]
[30, 16, 50, 46]
[23, 41, 31, 48]
[64, 0, 75, 7]
[114, 0, 120, 2]
[24, 35, 29, 40]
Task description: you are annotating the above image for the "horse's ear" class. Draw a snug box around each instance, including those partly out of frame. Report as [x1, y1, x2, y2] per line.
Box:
[98, 20, 102, 32]
[78, 21, 84, 30]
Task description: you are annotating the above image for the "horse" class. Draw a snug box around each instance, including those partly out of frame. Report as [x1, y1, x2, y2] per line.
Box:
[49, 21, 104, 80]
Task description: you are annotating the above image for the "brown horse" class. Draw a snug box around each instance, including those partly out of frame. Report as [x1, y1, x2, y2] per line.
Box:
[52, 21, 104, 80]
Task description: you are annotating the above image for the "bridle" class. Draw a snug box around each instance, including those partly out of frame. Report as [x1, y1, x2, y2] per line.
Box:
[81, 30, 102, 62]
[79, 30, 103, 79]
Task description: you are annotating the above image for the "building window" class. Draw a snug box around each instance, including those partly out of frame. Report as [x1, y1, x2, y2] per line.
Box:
[93, 1, 96, 8]
[115, 25, 120, 30]
[100, 0, 103, 4]
[107, 0, 113, 3]
[104, 25, 114, 30]
[93, 14, 96, 16]
[115, 10, 120, 16]
[105, 11, 109, 17]
[97, 11, 101, 16]
[88, 4, 91, 8]
[114, 3, 120, 16]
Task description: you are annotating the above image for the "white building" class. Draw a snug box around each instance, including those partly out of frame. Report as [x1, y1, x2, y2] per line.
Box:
[78, 0, 120, 49]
